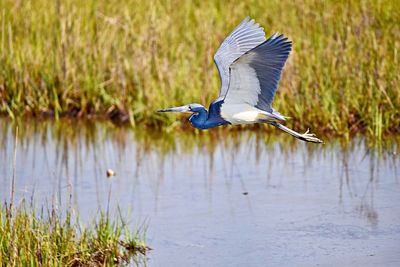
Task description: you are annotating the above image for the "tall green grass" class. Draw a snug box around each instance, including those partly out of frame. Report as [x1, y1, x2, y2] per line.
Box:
[0, 202, 148, 266]
[0, 0, 399, 136]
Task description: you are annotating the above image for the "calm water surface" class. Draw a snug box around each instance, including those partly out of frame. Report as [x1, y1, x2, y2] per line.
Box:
[1, 120, 399, 266]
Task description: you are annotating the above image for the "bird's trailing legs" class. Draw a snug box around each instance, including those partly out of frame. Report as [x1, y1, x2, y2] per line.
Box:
[270, 122, 323, 144]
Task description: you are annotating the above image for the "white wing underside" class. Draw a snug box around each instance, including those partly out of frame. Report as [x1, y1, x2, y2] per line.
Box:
[214, 17, 266, 98]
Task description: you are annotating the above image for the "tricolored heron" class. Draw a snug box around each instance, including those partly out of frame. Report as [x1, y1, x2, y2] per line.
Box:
[158, 17, 323, 143]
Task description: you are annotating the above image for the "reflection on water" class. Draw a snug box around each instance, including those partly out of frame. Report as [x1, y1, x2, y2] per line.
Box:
[1, 119, 399, 266]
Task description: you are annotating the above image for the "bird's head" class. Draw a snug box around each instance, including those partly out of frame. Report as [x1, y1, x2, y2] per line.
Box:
[157, 103, 206, 114]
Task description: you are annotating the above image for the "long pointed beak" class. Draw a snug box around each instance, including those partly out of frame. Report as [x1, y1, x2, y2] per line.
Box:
[157, 105, 190, 113]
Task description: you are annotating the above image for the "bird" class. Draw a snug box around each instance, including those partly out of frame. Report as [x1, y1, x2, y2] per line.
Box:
[158, 17, 323, 143]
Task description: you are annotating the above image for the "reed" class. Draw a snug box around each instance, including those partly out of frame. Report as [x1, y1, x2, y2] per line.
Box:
[0, 201, 148, 266]
[0, 0, 398, 136]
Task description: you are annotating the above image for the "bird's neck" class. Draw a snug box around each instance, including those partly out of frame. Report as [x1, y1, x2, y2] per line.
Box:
[189, 110, 209, 129]
[189, 109, 228, 129]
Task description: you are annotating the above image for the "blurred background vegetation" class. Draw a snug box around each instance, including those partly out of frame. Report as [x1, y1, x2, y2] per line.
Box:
[0, 0, 398, 137]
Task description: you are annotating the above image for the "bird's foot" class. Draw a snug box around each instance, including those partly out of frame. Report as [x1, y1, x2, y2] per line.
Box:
[300, 129, 324, 144]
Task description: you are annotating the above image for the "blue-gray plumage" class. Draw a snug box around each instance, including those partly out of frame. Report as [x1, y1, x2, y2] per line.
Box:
[250, 34, 292, 113]
[157, 17, 323, 143]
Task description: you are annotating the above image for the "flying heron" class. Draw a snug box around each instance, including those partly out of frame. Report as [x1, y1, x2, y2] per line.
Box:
[158, 17, 323, 143]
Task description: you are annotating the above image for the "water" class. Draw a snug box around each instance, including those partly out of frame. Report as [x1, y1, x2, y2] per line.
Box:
[1, 120, 399, 266]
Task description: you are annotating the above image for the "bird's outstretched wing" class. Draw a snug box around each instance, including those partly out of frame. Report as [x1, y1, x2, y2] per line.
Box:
[223, 33, 292, 113]
[214, 17, 266, 98]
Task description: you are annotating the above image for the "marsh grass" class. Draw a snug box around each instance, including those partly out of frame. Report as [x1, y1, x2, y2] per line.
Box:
[0, 0, 399, 136]
[0, 201, 148, 266]
[0, 115, 148, 266]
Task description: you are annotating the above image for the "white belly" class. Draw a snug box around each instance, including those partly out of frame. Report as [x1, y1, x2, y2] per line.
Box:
[220, 104, 261, 125]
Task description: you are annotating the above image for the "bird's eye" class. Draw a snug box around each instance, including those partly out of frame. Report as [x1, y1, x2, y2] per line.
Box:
[188, 105, 192, 110]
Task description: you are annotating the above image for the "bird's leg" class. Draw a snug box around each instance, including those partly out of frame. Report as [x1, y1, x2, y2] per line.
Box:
[270, 122, 323, 144]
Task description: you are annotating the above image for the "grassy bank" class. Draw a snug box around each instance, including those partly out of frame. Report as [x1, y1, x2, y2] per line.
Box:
[0, 202, 148, 266]
[0, 0, 399, 137]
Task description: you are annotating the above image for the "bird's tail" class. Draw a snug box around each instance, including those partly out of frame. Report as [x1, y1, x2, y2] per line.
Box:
[271, 108, 288, 121]
[257, 110, 286, 122]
